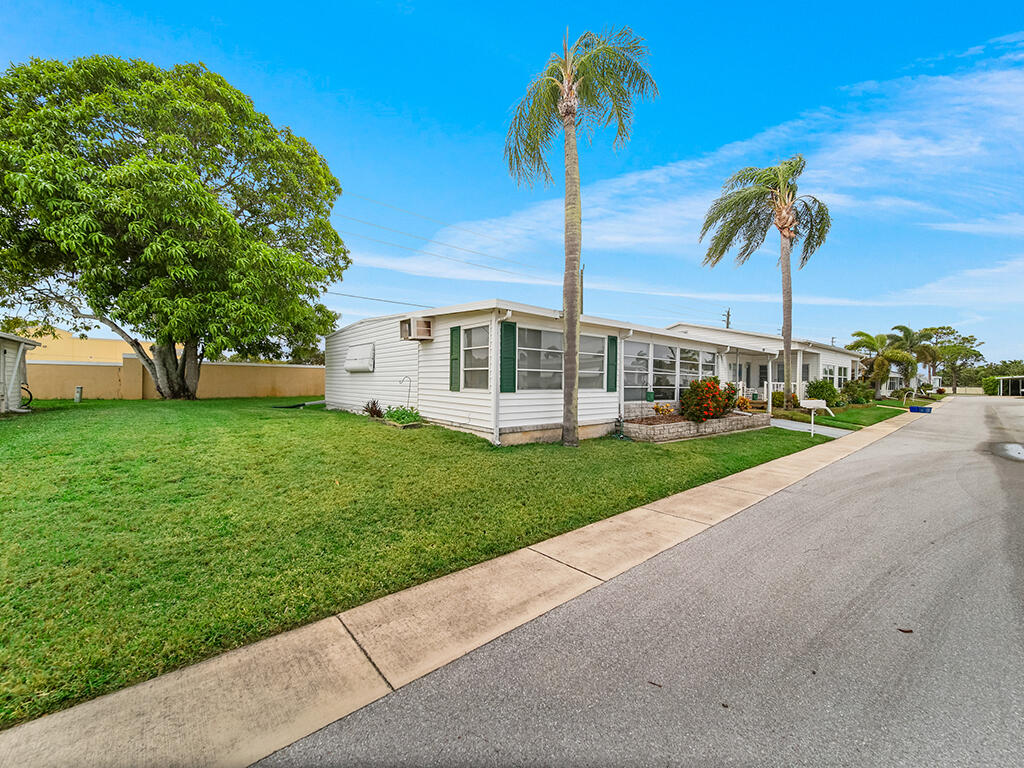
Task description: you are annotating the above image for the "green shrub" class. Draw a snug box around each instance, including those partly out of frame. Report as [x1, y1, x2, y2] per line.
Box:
[771, 390, 783, 408]
[770, 390, 799, 408]
[680, 377, 738, 423]
[842, 380, 874, 405]
[982, 376, 999, 396]
[805, 378, 841, 407]
[384, 405, 422, 424]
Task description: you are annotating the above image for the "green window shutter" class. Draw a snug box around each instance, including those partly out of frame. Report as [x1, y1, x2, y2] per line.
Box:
[606, 335, 618, 392]
[500, 321, 517, 393]
[449, 326, 461, 391]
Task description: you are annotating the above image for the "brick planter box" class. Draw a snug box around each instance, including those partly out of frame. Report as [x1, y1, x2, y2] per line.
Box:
[622, 412, 770, 443]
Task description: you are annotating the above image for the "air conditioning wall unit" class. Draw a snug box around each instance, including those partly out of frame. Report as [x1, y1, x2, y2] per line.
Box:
[400, 317, 434, 341]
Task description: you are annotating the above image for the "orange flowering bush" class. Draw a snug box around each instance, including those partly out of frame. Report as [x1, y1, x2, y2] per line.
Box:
[680, 377, 738, 423]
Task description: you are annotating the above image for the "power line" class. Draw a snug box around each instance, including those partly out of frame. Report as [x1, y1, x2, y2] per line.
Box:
[335, 214, 539, 268]
[324, 291, 431, 308]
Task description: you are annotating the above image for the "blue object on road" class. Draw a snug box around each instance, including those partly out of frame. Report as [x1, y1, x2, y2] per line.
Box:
[909, 406, 932, 413]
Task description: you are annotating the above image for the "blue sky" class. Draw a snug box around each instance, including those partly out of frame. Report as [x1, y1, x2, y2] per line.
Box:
[5, 1, 1024, 359]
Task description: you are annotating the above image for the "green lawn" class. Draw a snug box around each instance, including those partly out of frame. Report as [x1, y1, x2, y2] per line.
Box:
[0, 398, 829, 729]
[772, 403, 905, 431]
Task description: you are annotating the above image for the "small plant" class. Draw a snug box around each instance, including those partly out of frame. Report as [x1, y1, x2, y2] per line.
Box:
[735, 396, 752, 412]
[842, 380, 874, 405]
[384, 405, 422, 425]
[771, 390, 784, 408]
[363, 399, 384, 418]
[652, 402, 676, 416]
[935, 387, 946, 394]
[805, 378, 841, 407]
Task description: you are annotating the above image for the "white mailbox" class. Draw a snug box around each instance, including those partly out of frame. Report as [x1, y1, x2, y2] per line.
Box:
[800, 399, 834, 436]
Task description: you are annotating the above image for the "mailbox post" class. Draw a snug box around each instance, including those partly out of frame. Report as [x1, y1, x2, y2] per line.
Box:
[799, 399, 834, 437]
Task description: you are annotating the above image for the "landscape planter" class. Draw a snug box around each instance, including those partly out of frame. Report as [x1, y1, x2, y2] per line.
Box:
[371, 417, 424, 429]
[622, 412, 770, 443]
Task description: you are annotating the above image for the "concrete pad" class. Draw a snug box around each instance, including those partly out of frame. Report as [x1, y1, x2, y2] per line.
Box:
[0, 618, 391, 768]
[531, 507, 708, 580]
[340, 548, 600, 689]
[710, 465, 811, 496]
[645, 484, 766, 525]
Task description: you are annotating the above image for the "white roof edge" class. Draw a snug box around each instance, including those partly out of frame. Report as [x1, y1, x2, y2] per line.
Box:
[0, 331, 42, 347]
[325, 299, 776, 354]
[666, 320, 854, 354]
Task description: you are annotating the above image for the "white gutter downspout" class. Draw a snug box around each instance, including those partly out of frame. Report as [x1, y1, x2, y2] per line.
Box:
[491, 309, 512, 445]
[618, 329, 632, 424]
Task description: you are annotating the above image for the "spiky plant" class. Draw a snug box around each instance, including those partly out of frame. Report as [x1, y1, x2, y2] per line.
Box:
[505, 27, 657, 446]
[699, 156, 830, 407]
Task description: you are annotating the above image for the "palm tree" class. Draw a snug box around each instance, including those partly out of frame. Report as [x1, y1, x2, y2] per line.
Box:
[847, 331, 915, 398]
[887, 325, 934, 389]
[699, 156, 830, 407]
[505, 28, 657, 446]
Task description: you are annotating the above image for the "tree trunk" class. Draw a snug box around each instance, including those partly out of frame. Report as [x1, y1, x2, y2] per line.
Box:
[561, 113, 582, 447]
[780, 233, 794, 409]
[150, 341, 200, 399]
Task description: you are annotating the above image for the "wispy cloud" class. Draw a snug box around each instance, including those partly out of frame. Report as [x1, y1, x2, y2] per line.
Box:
[925, 212, 1024, 236]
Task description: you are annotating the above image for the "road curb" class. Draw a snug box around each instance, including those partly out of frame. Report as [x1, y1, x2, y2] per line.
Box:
[0, 407, 935, 768]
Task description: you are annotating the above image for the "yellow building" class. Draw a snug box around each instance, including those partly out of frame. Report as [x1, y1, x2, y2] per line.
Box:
[26, 328, 154, 363]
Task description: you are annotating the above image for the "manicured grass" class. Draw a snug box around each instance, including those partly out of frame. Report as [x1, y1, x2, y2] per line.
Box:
[0, 398, 828, 729]
[772, 403, 905, 431]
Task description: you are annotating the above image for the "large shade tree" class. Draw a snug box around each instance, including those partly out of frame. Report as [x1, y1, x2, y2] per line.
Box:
[505, 28, 657, 445]
[0, 56, 349, 398]
[700, 156, 830, 407]
[924, 326, 984, 393]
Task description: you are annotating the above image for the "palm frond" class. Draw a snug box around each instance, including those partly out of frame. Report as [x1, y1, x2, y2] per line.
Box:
[794, 194, 831, 267]
[504, 65, 562, 186]
[699, 185, 773, 266]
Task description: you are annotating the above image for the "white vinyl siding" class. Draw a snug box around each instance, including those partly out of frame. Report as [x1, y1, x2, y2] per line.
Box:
[417, 312, 493, 435]
[325, 316, 418, 413]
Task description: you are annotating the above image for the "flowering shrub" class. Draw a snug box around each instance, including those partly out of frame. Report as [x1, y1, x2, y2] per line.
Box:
[735, 396, 752, 412]
[652, 402, 676, 416]
[679, 377, 738, 423]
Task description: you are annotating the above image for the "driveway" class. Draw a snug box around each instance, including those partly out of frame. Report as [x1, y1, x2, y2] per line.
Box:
[259, 396, 1024, 767]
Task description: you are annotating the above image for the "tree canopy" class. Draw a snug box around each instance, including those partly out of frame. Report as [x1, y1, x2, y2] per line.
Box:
[0, 56, 348, 397]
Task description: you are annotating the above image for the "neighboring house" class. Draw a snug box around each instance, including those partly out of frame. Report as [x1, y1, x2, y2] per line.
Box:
[24, 328, 158, 363]
[325, 299, 861, 445]
[0, 331, 41, 414]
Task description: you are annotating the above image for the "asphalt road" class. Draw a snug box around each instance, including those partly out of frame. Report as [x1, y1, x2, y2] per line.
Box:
[259, 396, 1024, 767]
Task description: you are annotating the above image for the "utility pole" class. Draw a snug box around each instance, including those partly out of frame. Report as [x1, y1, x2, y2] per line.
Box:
[722, 307, 731, 328]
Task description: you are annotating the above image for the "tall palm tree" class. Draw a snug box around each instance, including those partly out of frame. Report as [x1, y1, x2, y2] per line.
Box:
[505, 27, 657, 446]
[847, 331, 915, 398]
[699, 156, 830, 407]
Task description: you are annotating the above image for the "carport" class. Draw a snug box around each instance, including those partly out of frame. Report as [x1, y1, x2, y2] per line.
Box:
[995, 375, 1024, 396]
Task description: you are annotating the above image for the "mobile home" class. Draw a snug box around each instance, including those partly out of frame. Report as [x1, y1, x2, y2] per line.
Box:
[325, 300, 861, 445]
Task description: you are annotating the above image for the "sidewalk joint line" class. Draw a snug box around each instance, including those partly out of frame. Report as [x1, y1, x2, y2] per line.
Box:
[644, 507, 715, 527]
[527, 547, 605, 582]
[336, 616, 395, 692]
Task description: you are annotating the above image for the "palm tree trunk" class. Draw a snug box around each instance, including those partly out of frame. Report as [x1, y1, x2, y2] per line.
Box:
[560, 114, 582, 447]
[780, 233, 794, 409]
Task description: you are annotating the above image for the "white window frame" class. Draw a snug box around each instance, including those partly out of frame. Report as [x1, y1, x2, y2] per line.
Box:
[652, 343, 679, 402]
[623, 340, 651, 402]
[461, 324, 489, 390]
[837, 365, 849, 387]
[516, 326, 564, 391]
[578, 334, 606, 390]
[822, 363, 836, 384]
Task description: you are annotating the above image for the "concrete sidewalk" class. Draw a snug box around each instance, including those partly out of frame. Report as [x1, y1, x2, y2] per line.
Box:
[0, 404, 939, 768]
[259, 395, 1021, 767]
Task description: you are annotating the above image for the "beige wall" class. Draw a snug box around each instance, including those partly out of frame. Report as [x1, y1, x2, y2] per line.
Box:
[27, 356, 324, 400]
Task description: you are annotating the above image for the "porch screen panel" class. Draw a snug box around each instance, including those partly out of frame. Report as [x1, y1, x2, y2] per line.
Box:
[652, 344, 677, 400]
[679, 348, 699, 390]
[623, 341, 649, 401]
